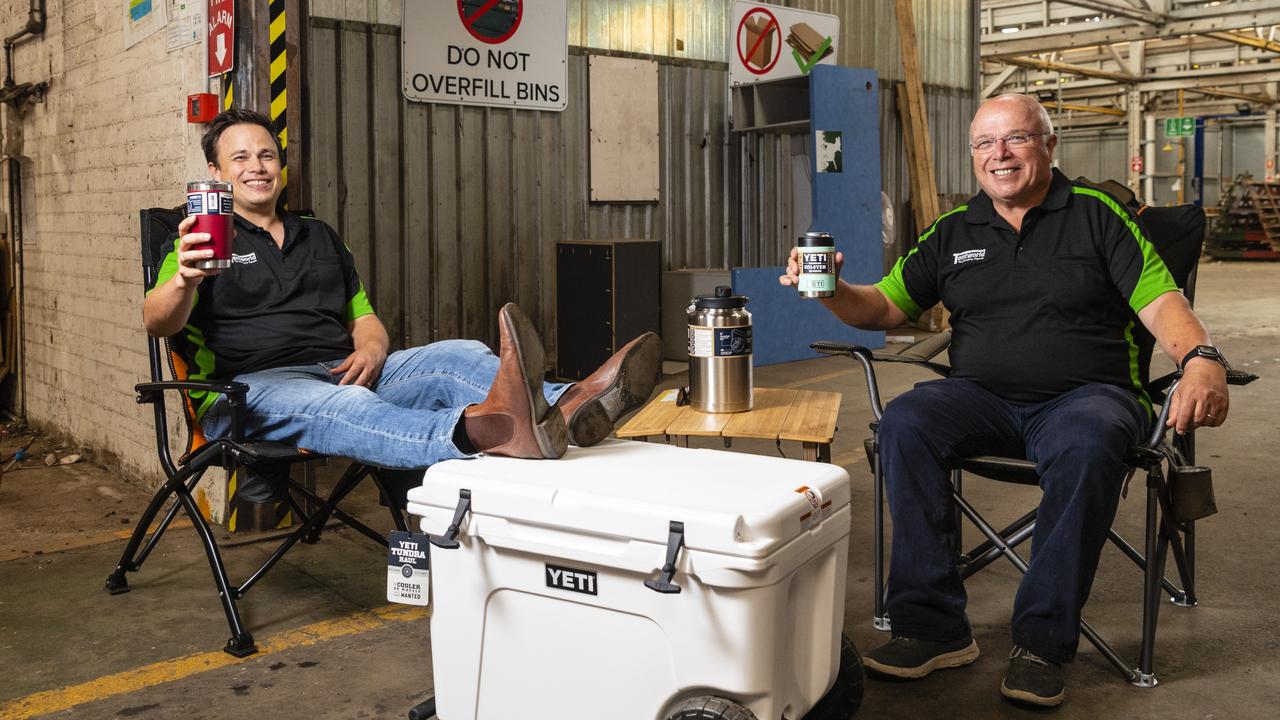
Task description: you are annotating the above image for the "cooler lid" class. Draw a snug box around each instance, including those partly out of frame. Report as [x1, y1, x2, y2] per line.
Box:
[405, 439, 849, 559]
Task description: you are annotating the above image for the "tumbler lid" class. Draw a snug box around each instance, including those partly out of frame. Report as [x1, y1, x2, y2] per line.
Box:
[799, 231, 835, 248]
[693, 285, 749, 309]
[187, 180, 232, 192]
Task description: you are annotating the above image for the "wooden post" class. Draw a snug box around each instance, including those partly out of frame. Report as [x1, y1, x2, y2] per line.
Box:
[894, 0, 945, 331]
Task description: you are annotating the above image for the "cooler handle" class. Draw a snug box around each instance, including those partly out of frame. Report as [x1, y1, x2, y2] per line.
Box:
[644, 520, 685, 594]
[429, 489, 472, 549]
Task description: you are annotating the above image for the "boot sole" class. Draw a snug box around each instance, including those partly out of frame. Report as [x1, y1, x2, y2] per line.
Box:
[1000, 681, 1064, 707]
[863, 640, 980, 680]
[502, 304, 568, 459]
[567, 334, 662, 446]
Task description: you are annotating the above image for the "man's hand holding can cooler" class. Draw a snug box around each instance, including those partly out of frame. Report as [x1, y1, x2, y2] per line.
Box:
[796, 231, 837, 299]
[185, 180, 234, 270]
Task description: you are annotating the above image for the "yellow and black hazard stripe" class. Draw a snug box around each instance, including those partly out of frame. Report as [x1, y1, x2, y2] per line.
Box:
[227, 466, 296, 533]
[270, 0, 288, 201]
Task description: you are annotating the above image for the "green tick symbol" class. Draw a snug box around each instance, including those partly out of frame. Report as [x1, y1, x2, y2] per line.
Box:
[793, 36, 833, 74]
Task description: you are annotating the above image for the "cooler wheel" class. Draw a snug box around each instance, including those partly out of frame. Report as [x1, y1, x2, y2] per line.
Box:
[665, 695, 757, 720]
[801, 634, 865, 719]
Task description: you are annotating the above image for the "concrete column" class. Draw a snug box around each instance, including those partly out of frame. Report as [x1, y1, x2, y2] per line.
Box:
[1144, 114, 1156, 203]
[1266, 108, 1277, 181]
[1127, 88, 1142, 191]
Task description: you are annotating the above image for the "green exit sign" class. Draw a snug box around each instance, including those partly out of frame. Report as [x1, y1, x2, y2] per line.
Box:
[1165, 117, 1196, 137]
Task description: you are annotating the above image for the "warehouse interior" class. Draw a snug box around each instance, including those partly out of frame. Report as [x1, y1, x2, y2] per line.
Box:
[1, 1, 1278, 719]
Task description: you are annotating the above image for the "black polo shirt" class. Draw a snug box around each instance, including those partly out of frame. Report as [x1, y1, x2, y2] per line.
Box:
[875, 169, 1178, 407]
[153, 212, 375, 417]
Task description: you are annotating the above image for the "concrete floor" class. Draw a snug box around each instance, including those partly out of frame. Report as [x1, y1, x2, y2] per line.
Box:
[1, 261, 1277, 720]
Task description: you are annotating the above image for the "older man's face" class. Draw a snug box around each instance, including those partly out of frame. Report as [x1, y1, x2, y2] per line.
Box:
[969, 98, 1057, 208]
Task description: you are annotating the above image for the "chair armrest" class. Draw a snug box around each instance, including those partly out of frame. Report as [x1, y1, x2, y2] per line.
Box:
[135, 380, 248, 404]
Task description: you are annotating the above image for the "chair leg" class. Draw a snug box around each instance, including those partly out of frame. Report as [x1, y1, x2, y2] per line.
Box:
[1136, 480, 1165, 686]
[105, 463, 204, 594]
[872, 438, 890, 631]
[951, 469, 963, 564]
[174, 484, 257, 657]
[301, 462, 371, 544]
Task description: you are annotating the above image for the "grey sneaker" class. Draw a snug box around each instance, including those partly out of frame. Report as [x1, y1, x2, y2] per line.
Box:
[863, 635, 980, 679]
[1000, 646, 1065, 707]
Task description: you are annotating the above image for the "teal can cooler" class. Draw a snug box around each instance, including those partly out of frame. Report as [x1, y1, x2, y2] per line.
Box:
[797, 232, 836, 298]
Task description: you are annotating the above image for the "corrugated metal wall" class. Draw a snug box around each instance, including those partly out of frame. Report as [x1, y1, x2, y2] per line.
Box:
[305, 1, 975, 353]
[306, 21, 730, 353]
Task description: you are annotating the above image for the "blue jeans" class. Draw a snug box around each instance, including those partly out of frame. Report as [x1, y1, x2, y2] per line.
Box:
[202, 339, 570, 470]
[878, 378, 1147, 663]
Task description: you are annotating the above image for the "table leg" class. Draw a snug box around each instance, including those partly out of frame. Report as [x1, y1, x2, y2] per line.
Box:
[675, 435, 690, 448]
[803, 442, 818, 462]
[818, 443, 831, 463]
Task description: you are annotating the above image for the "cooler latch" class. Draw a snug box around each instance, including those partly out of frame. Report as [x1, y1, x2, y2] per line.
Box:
[644, 521, 685, 594]
[428, 488, 472, 550]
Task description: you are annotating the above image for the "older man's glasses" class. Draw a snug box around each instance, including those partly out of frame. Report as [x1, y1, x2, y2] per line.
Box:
[970, 133, 1048, 155]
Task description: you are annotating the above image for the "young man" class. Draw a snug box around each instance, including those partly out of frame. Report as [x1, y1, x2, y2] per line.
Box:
[145, 109, 661, 470]
[781, 94, 1230, 707]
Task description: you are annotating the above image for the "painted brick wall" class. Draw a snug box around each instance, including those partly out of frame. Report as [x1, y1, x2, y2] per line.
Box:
[2, 0, 211, 487]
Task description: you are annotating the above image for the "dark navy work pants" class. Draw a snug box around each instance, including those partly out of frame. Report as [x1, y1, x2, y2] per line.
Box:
[878, 378, 1148, 663]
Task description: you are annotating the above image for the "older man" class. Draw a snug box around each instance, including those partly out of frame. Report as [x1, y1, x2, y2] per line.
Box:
[782, 94, 1229, 706]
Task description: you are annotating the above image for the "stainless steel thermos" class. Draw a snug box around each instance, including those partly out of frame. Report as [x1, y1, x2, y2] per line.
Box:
[796, 231, 836, 298]
[686, 286, 753, 413]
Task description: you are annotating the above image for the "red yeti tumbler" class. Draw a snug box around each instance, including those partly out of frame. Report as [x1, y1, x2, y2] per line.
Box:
[186, 180, 234, 269]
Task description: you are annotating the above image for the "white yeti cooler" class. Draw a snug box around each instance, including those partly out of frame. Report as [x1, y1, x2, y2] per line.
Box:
[405, 439, 853, 720]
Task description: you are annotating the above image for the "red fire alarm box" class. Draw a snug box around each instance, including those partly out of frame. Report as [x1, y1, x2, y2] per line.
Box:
[187, 93, 218, 123]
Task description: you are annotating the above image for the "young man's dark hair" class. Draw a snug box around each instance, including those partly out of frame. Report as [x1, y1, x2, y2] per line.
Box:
[200, 109, 281, 166]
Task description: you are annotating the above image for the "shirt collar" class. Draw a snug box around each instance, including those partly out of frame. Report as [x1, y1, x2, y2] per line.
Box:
[233, 211, 306, 247]
[964, 167, 1071, 224]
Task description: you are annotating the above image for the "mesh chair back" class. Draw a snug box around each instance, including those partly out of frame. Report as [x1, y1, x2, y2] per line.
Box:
[1132, 204, 1206, 393]
[140, 207, 208, 459]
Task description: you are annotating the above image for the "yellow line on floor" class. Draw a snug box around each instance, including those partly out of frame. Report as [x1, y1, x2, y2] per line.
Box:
[0, 519, 195, 562]
[0, 604, 428, 720]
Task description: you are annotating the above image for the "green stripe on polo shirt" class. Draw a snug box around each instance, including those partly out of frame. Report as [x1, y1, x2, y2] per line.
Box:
[346, 282, 375, 322]
[1071, 187, 1177, 312]
[1124, 319, 1154, 419]
[151, 249, 180, 294]
[181, 323, 220, 420]
[874, 205, 967, 322]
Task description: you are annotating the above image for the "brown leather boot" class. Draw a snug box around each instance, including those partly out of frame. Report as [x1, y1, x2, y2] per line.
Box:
[555, 332, 662, 446]
[463, 304, 568, 459]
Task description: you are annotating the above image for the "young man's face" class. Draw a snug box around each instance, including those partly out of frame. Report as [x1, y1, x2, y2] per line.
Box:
[209, 123, 283, 216]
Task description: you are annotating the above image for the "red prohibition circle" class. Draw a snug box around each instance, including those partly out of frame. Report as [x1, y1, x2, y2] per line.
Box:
[736, 8, 781, 76]
[458, 0, 523, 45]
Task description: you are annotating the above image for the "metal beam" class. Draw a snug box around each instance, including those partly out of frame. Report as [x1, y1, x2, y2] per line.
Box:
[1206, 30, 1280, 54]
[1054, 0, 1163, 25]
[1041, 100, 1127, 116]
[1138, 65, 1280, 92]
[982, 65, 1020, 99]
[998, 56, 1139, 83]
[982, 3, 1280, 58]
[1186, 86, 1276, 105]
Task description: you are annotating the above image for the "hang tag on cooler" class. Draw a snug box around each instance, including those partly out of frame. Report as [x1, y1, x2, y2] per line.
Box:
[387, 530, 431, 606]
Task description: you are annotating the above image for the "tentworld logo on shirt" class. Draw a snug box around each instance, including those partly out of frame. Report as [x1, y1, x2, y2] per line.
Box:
[232, 252, 258, 265]
[952, 249, 986, 265]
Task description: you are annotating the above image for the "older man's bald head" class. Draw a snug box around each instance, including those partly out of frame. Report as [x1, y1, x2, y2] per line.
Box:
[971, 94, 1054, 139]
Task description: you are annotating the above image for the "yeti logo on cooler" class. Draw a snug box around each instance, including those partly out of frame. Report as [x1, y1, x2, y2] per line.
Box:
[545, 563, 597, 595]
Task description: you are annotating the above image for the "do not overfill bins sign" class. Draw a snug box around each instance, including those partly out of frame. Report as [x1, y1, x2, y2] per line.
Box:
[403, 0, 568, 112]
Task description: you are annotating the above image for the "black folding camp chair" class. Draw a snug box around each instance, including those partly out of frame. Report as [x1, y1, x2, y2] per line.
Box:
[105, 206, 410, 657]
[816, 197, 1257, 686]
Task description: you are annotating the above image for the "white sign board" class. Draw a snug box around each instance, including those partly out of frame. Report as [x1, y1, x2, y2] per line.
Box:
[402, 0, 568, 112]
[729, 1, 839, 87]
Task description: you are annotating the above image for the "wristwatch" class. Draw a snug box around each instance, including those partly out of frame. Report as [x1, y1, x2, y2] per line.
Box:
[1180, 345, 1229, 371]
